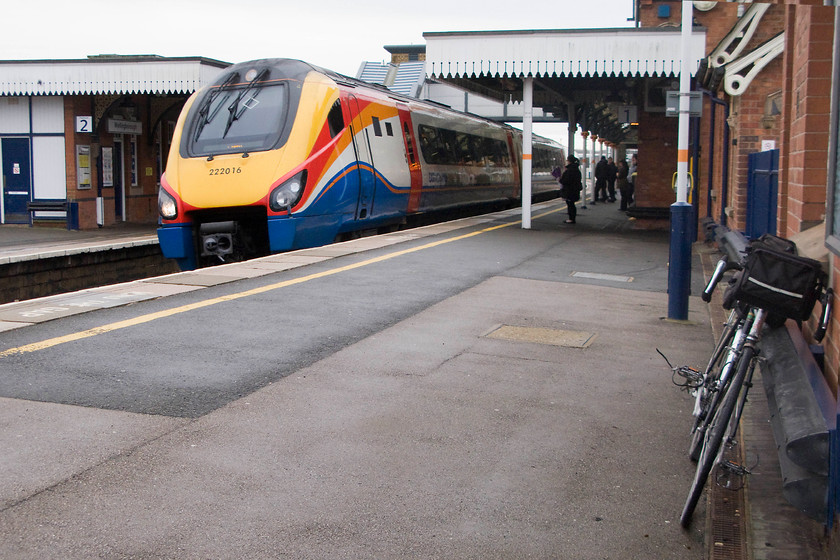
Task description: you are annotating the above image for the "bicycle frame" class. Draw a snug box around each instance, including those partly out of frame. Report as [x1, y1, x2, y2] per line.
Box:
[675, 237, 833, 528]
[688, 305, 753, 460]
[681, 307, 767, 527]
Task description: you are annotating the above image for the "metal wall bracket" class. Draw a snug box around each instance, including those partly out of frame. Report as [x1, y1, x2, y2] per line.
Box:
[723, 33, 785, 96]
[708, 3, 772, 68]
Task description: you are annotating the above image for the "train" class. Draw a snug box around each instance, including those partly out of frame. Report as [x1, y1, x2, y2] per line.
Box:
[156, 58, 565, 270]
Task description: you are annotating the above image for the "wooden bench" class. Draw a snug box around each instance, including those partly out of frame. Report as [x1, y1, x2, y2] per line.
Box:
[26, 199, 78, 230]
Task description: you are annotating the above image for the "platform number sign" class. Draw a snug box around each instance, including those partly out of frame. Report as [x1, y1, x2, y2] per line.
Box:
[619, 106, 638, 125]
[76, 116, 93, 133]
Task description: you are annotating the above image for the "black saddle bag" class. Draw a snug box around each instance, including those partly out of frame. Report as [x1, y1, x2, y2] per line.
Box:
[722, 234, 824, 321]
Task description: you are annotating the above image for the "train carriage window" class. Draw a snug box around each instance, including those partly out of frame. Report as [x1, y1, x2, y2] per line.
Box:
[372, 116, 382, 137]
[419, 124, 448, 164]
[327, 99, 344, 138]
[385, 122, 393, 136]
[456, 133, 478, 164]
[499, 140, 512, 166]
[439, 129, 458, 164]
[534, 147, 546, 170]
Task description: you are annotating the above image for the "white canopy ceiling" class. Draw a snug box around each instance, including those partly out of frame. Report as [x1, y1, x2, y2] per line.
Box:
[424, 28, 707, 79]
[0, 57, 229, 96]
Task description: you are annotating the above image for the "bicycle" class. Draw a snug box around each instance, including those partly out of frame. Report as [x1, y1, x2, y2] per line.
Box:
[662, 249, 750, 462]
[687, 254, 749, 462]
[672, 233, 832, 528]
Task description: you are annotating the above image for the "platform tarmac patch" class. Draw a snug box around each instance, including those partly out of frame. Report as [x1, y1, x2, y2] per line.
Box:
[485, 325, 596, 348]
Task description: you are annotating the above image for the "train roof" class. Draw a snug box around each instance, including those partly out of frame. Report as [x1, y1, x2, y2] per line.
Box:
[219, 58, 562, 148]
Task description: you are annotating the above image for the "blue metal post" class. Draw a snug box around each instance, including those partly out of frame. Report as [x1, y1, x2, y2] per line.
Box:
[668, 1, 694, 321]
[668, 202, 692, 320]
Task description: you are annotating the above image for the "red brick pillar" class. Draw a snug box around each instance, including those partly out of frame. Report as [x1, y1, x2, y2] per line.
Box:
[782, 4, 834, 237]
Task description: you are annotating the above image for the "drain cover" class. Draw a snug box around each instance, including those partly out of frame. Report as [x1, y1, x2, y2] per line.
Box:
[486, 325, 596, 348]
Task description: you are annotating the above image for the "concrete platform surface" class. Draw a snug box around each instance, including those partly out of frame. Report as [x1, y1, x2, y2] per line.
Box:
[0, 200, 825, 559]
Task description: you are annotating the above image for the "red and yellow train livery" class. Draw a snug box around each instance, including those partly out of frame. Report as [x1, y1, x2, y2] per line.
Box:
[157, 58, 564, 270]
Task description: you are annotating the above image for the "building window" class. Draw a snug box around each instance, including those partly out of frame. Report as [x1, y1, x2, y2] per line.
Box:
[828, 13, 840, 255]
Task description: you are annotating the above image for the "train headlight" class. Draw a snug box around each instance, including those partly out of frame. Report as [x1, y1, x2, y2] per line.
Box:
[269, 170, 307, 212]
[158, 188, 178, 220]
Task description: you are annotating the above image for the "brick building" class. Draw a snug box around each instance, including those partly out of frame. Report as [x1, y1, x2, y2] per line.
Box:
[0, 55, 228, 229]
[640, 1, 838, 551]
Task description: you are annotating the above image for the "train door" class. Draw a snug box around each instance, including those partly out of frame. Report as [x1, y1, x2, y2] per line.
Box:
[505, 131, 521, 198]
[1, 138, 32, 224]
[396, 103, 423, 213]
[347, 94, 375, 220]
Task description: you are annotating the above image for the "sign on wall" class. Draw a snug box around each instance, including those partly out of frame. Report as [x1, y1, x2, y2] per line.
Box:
[107, 118, 142, 135]
[76, 145, 91, 189]
[76, 116, 93, 133]
[101, 146, 113, 187]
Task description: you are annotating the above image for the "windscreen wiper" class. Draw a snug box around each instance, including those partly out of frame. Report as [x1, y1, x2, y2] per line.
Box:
[222, 68, 269, 138]
[193, 73, 239, 142]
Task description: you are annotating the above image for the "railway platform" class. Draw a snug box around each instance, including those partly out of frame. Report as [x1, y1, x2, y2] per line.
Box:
[0, 200, 827, 559]
[0, 221, 158, 258]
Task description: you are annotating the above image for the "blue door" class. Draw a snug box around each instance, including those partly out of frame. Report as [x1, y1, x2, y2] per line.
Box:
[2, 138, 32, 224]
[746, 149, 779, 238]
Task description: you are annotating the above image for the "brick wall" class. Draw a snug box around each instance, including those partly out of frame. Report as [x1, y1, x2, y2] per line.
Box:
[0, 245, 179, 304]
[779, 6, 838, 444]
[63, 95, 173, 230]
[634, 110, 678, 209]
[783, 5, 834, 236]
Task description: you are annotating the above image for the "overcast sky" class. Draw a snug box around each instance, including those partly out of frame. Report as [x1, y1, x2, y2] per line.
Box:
[4, 0, 635, 75]
[3, 1, 636, 146]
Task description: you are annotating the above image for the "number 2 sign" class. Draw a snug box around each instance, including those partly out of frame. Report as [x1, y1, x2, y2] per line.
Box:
[76, 116, 93, 133]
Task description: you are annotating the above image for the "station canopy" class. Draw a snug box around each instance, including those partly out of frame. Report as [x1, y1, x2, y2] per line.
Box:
[0, 55, 230, 96]
[424, 27, 707, 145]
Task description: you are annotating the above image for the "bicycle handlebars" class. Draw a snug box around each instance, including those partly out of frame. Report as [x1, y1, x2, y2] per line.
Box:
[815, 288, 834, 343]
[701, 256, 729, 303]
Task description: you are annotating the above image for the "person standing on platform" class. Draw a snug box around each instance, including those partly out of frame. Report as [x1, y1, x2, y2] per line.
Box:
[594, 156, 609, 203]
[606, 157, 617, 202]
[559, 155, 583, 224]
[628, 153, 637, 206]
[617, 159, 631, 211]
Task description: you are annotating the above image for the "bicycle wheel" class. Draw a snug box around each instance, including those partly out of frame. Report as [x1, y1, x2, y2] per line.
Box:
[680, 344, 755, 528]
[688, 310, 746, 461]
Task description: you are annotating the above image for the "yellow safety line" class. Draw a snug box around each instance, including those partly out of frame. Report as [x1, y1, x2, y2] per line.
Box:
[1, 206, 564, 358]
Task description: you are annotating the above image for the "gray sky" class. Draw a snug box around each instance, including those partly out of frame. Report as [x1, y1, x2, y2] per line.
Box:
[3, 1, 636, 146]
[4, 0, 635, 75]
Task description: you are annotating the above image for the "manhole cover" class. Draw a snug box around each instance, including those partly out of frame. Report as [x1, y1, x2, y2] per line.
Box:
[486, 325, 596, 348]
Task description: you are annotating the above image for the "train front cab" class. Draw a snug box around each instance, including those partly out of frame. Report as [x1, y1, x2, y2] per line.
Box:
[158, 70, 412, 271]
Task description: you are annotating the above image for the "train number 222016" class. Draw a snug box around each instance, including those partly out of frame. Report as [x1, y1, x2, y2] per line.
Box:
[209, 167, 242, 176]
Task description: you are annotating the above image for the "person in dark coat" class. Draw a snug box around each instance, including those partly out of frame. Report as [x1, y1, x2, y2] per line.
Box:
[617, 159, 631, 211]
[558, 155, 583, 224]
[606, 157, 617, 202]
[594, 156, 609, 203]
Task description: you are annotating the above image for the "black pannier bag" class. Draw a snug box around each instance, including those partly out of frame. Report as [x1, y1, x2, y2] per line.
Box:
[722, 234, 825, 322]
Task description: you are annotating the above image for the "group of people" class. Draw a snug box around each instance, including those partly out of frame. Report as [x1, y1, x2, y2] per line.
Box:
[556, 153, 637, 224]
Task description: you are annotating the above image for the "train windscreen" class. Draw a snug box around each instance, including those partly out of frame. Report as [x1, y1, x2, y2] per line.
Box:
[186, 72, 291, 156]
